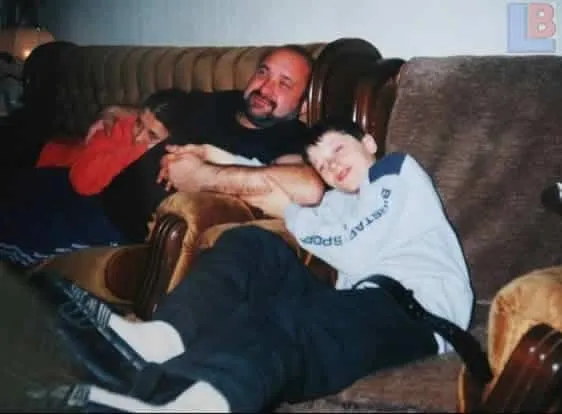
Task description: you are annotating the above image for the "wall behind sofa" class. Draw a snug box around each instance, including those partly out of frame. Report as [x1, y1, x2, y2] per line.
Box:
[38, 0, 552, 58]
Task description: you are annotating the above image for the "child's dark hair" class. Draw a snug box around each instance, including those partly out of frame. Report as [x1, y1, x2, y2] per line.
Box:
[141, 88, 193, 135]
[300, 118, 366, 164]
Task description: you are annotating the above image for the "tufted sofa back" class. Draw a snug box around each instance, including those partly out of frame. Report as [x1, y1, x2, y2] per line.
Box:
[21, 38, 399, 147]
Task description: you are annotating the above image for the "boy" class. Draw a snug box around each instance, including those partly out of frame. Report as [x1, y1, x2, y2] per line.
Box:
[27, 120, 473, 412]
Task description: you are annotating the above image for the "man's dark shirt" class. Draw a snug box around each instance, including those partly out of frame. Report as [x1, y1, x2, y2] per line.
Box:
[101, 90, 308, 242]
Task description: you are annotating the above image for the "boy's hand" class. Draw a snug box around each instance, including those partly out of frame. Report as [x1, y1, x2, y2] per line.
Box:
[243, 175, 292, 218]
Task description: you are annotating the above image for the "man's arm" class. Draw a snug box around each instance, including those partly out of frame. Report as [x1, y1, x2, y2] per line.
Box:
[167, 153, 325, 206]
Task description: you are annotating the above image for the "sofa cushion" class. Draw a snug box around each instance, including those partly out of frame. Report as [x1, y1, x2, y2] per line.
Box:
[385, 56, 562, 301]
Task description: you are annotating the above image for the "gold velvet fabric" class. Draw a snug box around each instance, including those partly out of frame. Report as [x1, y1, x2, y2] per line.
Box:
[33, 245, 145, 304]
[487, 266, 562, 376]
[152, 191, 259, 292]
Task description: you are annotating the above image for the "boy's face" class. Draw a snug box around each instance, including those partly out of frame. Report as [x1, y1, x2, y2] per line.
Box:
[307, 131, 377, 193]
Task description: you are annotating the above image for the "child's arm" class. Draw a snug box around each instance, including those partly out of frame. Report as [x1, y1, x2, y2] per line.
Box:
[69, 118, 148, 196]
[242, 174, 295, 218]
[284, 184, 402, 271]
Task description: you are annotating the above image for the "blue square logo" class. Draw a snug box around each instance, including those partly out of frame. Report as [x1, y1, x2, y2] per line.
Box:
[507, 2, 557, 53]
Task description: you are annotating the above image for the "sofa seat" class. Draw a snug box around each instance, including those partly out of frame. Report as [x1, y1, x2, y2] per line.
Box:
[276, 301, 488, 413]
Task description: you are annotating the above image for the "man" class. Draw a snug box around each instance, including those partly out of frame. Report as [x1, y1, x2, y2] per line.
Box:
[100, 44, 324, 241]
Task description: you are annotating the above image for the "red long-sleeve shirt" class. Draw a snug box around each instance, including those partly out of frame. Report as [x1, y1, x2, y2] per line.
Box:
[69, 115, 148, 196]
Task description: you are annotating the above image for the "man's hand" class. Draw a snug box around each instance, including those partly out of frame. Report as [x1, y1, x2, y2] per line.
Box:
[166, 153, 210, 193]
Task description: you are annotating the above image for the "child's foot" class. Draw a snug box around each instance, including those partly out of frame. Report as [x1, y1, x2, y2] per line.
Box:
[54, 279, 184, 391]
[58, 279, 185, 363]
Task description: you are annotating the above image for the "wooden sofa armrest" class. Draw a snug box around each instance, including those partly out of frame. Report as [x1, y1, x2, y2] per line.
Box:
[457, 266, 562, 412]
[352, 58, 405, 157]
[308, 37, 404, 155]
[133, 213, 187, 319]
[458, 324, 562, 413]
[133, 191, 260, 318]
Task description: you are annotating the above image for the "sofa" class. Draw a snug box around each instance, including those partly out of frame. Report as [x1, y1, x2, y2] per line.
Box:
[9, 38, 562, 412]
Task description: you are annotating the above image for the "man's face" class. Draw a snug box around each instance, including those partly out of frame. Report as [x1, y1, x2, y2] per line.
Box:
[242, 49, 311, 127]
[307, 131, 378, 193]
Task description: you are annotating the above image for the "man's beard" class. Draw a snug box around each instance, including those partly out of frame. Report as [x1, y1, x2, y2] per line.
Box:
[242, 91, 299, 129]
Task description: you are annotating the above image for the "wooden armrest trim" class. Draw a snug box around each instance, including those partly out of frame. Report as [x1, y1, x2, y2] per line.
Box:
[133, 213, 187, 320]
[353, 58, 405, 157]
[457, 324, 562, 413]
[481, 323, 562, 412]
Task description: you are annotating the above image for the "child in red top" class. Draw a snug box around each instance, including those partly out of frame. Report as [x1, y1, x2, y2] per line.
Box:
[69, 114, 157, 195]
[36, 88, 193, 196]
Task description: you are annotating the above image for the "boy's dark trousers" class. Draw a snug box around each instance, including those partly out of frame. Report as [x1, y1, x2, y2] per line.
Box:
[137, 225, 437, 411]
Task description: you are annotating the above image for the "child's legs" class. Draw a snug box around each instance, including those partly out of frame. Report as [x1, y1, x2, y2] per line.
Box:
[272, 287, 439, 403]
[136, 287, 437, 412]
[153, 225, 329, 345]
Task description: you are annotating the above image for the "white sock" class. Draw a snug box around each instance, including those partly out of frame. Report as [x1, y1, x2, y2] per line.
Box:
[89, 381, 230, 412]
[108, 315, 185, 363]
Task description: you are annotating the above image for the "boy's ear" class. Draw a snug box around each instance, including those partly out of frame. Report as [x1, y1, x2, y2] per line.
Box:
[361, 133, 378, 155]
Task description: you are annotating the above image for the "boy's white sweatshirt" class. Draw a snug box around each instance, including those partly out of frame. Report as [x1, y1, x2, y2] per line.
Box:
[284, 153, 474, 353]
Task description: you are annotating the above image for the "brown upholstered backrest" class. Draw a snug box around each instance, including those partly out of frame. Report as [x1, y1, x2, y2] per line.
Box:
[22, 38, 398, 148]
[385, 56, 562, 301]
